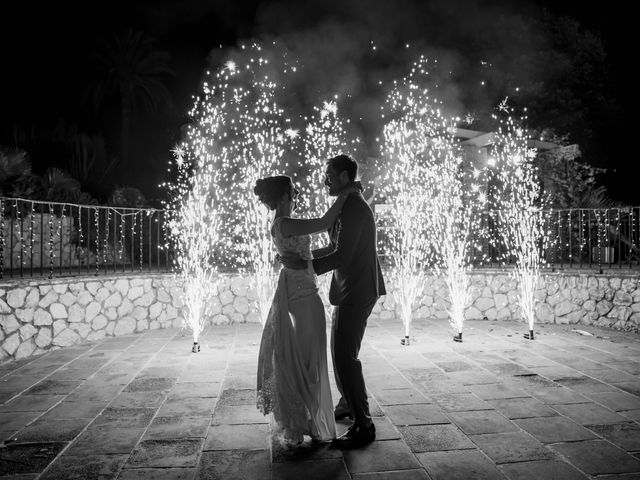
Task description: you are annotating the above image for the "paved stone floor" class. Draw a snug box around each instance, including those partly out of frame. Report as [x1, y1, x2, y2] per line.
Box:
[2, 318, 640, 479]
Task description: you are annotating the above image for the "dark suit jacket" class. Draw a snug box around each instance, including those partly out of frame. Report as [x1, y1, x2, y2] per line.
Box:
[312, 193, 386, 306]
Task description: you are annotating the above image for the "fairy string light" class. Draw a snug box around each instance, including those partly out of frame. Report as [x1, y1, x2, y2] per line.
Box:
[0, 199, 5, 278]
[94, 208, 100, 276]
[48, 203, 55, 279]
[103, 208, 111, 271]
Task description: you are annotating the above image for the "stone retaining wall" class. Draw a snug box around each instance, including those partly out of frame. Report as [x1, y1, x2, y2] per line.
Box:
[1, 270, 639, 363]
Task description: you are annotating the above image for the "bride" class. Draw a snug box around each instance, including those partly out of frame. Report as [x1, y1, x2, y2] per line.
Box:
[254, 175, 358, 446]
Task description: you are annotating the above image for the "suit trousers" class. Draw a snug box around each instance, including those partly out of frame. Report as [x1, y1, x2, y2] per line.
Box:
[330, 297, 377, 425]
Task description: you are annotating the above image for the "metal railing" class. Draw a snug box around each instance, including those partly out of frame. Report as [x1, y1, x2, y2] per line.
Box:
[2, 197, 638, 280]
[376, 206, 640, 273]
[0, 197, 171, 279]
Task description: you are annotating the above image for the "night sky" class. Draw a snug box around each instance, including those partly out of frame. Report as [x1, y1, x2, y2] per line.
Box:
[0, 0, 629, 204]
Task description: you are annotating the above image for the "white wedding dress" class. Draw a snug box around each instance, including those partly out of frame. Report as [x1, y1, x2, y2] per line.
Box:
[256, 217, 336, 445]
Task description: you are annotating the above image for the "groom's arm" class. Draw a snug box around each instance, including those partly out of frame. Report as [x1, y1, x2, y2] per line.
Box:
[312, 199, 364, 276]
[311, 243, 334, 259]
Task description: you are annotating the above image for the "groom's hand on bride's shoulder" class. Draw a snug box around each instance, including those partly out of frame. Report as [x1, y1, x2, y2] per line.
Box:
[279, 253, 307, 270]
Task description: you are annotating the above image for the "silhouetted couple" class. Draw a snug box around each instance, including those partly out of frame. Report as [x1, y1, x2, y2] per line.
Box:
[255, 154, 386, 449]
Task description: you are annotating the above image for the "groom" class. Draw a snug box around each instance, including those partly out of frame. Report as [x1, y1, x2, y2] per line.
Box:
[281, 154, 386, 448]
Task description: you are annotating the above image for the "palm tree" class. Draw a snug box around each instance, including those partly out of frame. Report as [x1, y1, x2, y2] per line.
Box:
[88, 29, 174, 183]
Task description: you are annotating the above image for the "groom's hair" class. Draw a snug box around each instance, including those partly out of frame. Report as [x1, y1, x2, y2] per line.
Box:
[327, 154, 357, 181]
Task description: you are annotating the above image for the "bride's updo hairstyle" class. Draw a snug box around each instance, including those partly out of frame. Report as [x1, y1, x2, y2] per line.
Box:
[254, 175, 294, 210]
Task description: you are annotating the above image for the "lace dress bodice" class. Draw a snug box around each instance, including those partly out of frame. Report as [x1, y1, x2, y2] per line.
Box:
[272, 217, 313, 261]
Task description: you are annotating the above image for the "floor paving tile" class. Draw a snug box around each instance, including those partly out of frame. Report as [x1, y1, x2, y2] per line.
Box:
[499, 459, 589, 479]
[445, 370, 502, 385]
[470, 432, 554, 464]
[204, 423, 269, 450]
[372, 416, 402, 440]
[197, 450, 270, 480]
[351, 470, 430, 480]
[271, 458, 350, 480]
[342, 439, 422, 473]
[588, 391, 640, 411]
[0, 394, 65, 413]
[371, 388, 430, 405]
[416, 449, 507, 480]
[144, 415, 211, 440]
[42, 400, 107, 419]
[109, 391, 166, 409]
[39, 454, 128, 480]
[271, 438, 343, 463]
[447, 410, 518, 435]
[530, 387, 589, 404]
[554, 376, 619, 393]
[117, 468, 196, 480]
[64, 384, 123, 402]
[514, 416, 598, 443]
[467, 383, 528, 400]
[550, 440, 640, 475]
[0, 442, 67, 476]
[384, 403, 449, 426]
[11, 417, 90, 443]
[156, 396, 216, 416]
[432, 393, 493, 412]
[128, 438, 204, 468]
[399, 424, 475, 452]
[66, 426, 145, 455]
[124, 377, 176, 393]
[586, 422, 640, 451]
[211, 403, 269, 425]
[487, 397, 558, 419]
[93, 406, 157, 428]
[552, 402, 628, 425]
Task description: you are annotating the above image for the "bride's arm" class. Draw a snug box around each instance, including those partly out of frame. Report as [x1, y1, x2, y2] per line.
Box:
[279, 192, 352, 238]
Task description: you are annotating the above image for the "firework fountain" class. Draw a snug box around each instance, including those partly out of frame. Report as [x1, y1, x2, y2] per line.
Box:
[167, 149, 221, 352]
[489, 102, 550, 340]
[171, 44, 294, 326]
[377, 57, 444, 345]
[428, 139, 483, 343]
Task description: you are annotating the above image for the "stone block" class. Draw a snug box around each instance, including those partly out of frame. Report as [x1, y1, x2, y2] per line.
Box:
[68, 304, 85, 323]
[53, 328, 80, 347]
[7, 288, 27, 308]
[50, 303, 68, 319]
[19, 323, 38, 341]
[92, 314, 108, 330]
[25, 288, 39, 308]
[114, 317, 136, 336]
[115, 278, 129, 295]
[2, 314, 21, 334]
[86, 281, 99, 295]
[77, 291, 93, 306]
[59, 292, 76, 307]
[35, 327, 52, 348]
[13, 306, 34, 324]
[38, 290, 58, 308]
[128, 286, 144, 300]
[85, 301, 101, 322]
[51, 319, 67, 337]
[118, 298, 134, 316]
[2, 332, 21, 355]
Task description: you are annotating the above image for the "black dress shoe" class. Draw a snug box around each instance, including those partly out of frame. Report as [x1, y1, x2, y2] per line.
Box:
[331, 422, 376, 449]
[334, 407, 353, 421]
